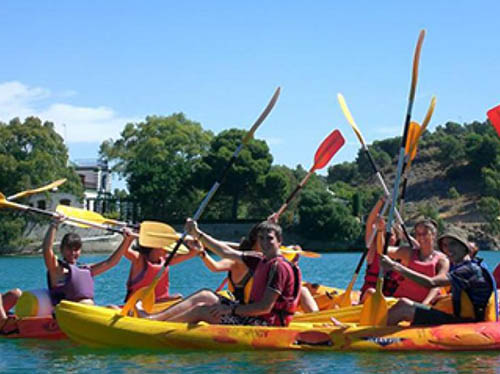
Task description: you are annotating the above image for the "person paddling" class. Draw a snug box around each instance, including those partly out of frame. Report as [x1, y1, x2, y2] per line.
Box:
[124, 241, 198, 303]
[363, 207, 449, 305]
[381, 226, 496, 325]
[137, 219, 302, 326]
[43, 213, 134, 305]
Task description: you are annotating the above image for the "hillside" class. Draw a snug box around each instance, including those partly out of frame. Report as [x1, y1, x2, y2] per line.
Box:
[363, 143, 500, 251]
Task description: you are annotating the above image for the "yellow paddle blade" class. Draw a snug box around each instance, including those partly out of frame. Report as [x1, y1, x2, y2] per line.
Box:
[8, 179, 67, 201]
[0, 192, 25, 210]
[120, 280, 158, 316]
[280, 246, 321, 260]
[359, 278, 388, 326]
[138, 221, 180, 249]
[337, 93, 366, 147]
[56, 205, 105, 228]
[337, 282, 355, 309]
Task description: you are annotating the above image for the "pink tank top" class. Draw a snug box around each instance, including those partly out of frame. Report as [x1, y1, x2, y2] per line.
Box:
[125, 257, 170, 302]
[393, 250, 442, 302]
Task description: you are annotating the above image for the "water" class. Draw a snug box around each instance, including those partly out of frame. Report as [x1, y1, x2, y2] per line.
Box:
[2, 251, 500, 374]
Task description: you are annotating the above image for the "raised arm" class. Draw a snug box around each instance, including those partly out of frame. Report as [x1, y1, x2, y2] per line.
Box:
[43, 214, 65, 275]
[90, 228, 135, 276]
[185, 219, 244, 263]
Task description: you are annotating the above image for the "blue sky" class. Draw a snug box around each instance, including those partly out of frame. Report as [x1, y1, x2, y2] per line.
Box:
[1, 1, 499, 189]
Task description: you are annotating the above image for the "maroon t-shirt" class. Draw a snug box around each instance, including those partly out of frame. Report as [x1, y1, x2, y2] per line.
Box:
[242, 253, 300, 326]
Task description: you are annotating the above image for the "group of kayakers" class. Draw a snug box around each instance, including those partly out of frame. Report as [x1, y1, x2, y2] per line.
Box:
[1, 197, 499, 332]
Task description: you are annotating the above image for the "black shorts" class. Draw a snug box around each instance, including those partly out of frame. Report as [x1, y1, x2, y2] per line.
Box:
[413, 304, 474, 326]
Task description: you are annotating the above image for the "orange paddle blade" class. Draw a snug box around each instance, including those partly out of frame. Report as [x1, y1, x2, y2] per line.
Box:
[312, 129, 345, 170]
[488, 104, 500, 137]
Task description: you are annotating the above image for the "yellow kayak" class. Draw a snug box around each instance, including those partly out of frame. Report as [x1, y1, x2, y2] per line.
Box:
[56, 301, 500, 351]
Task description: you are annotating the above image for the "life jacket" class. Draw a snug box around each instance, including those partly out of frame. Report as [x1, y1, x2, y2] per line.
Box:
[249, 256, 301, 327]
[47, 260, 94, 305]
[360, 253, 402, 298]
[433, 258, 498, 322]
[227, 270, 253, 304]
[125, 257, 170, 302]
[392, 250, 444, 302]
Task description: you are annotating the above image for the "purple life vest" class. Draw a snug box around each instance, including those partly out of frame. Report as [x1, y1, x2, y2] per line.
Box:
[47, 260, 95, 305]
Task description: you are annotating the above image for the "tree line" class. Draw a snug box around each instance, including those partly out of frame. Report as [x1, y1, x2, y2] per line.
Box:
[0, 114, 497, 253]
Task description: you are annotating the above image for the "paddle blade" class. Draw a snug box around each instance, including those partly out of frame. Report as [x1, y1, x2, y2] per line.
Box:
[0, 192, 26, 210]
[280, 246, 321, 260]
[312, 129, 345, 170]
[56, 205, 105, 228]
[405, 122, 421, 161]
[337, 93, 366, 147]
[488, 104, 500, 137]
[409, 30, 425, 102]
[337, 282, 355, 308]
[120, 280, 158, 316]
[139, 221, 178, 249]
[359, 278, 388, 326]
[8, 178, 67, 201]
[242, 87, 281, 143]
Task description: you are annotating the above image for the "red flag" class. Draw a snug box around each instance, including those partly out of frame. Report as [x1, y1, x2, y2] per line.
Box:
[488, 104, 500, 137]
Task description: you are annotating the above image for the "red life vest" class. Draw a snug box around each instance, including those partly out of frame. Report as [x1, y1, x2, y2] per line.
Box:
[125, 257, 170, 302]
[393, 250, 443, 302]
[360, 254, 402, 298]
[249, 255, 301, 326]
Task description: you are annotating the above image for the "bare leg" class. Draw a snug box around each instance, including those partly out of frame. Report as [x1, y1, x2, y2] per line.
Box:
[137, 289, 219, 321]
[387, 298, 416, 326]
[300, 286, 319, 313]
[2, 289, 22, 312]
[167, 303, 220, 324]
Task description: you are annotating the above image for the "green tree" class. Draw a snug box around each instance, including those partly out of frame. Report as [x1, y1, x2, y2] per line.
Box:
[100, 113, 213, 221]
[0, 117, 84, 251]
[327, 161, 359, 184]
[297, 188, 361, 244]
[196, 129, 273, 220]
[478, 197, 500, 234]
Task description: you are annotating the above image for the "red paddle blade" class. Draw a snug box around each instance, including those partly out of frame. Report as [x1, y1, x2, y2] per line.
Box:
[488, 104, 500, 137]
[313, 129, 345, 170]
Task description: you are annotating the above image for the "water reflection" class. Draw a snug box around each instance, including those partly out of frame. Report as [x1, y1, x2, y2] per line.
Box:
[355, 351, 500, 374]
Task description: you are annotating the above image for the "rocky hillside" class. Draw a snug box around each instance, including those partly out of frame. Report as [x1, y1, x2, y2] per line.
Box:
[371, 144, 499, 251]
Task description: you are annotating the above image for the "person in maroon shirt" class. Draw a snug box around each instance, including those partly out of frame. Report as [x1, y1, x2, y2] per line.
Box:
[136, 219, 301, 326]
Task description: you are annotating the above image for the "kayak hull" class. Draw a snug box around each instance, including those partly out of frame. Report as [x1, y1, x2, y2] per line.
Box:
[56, 301, 500, 351]
[0, 315, 65, 340]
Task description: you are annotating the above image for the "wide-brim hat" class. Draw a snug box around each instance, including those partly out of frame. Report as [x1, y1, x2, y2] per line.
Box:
[437, 226, 471, 254]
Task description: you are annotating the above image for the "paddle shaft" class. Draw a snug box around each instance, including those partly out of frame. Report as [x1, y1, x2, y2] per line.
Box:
[384, 30, 424, 255]
[163, 87, 281, 269]
[4, 199, 124, 234]
[363, 149, 413, 247]
[275, 169, 313, 217]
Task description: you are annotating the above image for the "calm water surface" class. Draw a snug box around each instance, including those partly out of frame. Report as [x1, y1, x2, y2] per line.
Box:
[2, 251, 500, 374]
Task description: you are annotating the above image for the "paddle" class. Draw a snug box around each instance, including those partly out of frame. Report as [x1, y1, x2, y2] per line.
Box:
[56, 204, 132, 228]
[487, 104, 500, 137]
[274, 129, 345, 218]
[120, 86, 281, 316]
[360, 29, 425, 326]
[0, 193, 178, 249]
[337, 93, 413, 245]
[399, 96, 437, 216]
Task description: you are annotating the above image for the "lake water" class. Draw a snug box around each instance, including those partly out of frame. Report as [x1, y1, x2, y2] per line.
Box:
[2, 251, 500, 374]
